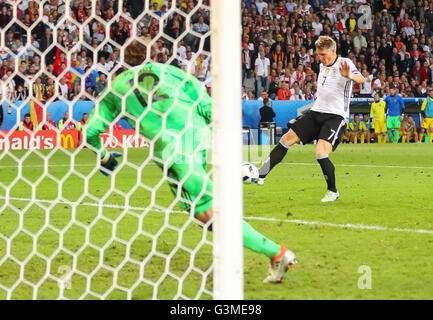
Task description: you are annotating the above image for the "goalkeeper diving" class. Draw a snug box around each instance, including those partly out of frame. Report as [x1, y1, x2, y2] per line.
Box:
[84, 39, 297, 283]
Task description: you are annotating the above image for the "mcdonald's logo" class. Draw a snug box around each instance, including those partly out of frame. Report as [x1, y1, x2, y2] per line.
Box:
[60, 134, 74, 148]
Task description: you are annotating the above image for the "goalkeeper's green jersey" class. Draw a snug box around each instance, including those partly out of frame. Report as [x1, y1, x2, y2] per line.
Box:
[85, 63, 212, 165]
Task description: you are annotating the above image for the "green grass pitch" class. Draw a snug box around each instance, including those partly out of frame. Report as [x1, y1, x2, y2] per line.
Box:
[0, 143, 433, 299]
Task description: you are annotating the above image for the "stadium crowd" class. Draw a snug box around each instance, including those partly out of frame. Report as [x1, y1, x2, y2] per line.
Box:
[1, 0, 433, 143]
[0, 0, 211, 107]
[241, 0, 433, 101]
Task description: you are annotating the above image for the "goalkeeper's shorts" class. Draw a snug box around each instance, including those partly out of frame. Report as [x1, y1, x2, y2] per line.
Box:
[386, 116, 401, 129]
[165, 150, 213, 216]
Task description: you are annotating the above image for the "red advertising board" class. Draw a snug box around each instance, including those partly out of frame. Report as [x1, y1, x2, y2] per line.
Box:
[0, 130, 147, 150]
[99, 130, 148, 148]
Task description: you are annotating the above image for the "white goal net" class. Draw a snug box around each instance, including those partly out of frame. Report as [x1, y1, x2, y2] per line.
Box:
[0, 0, 242, 300]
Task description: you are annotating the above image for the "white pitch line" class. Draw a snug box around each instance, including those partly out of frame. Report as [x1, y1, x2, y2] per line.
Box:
[0, 196, 170, 213]
[251, 162, 433, 170]
[1, 196, 433, 236]
[2, 162, 433, 170]
[244, 216, 433, 235]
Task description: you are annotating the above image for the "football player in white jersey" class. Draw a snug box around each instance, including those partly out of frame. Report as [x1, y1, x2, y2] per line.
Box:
[256, 36, 365, 202]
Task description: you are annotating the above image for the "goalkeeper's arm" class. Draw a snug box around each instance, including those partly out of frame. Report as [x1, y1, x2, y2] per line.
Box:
[85, 92, 122, 175]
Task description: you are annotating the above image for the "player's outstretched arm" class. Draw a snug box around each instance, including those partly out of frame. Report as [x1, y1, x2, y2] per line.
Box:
[85, 92, 122, 175]
[340, 61, 365, 84]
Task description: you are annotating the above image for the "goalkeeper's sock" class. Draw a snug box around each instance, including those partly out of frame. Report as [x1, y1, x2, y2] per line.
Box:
[317, 155, 337, 193]
[258, 140, 289, 178]
[394, 131, 399, 144]
[425, 134, 429, 143]
[387, 129, 394, 142]
[242, 221, 281, 259]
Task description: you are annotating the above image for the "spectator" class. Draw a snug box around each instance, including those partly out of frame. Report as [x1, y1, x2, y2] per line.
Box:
[58, 77, 68, 99]
[360, 70, 373, 97]
[258, 90, 269, 102]
[94, 72, 107, 97]
[3, 71, 15, 101]
[254, 50, 271, 98]
[39, 27, 55, 64]
[304, 86, 314, 100]
[70, 60, 85, 83]
[242, 42, 254, 85]
[33, 76, 48, 102]
[0, 6, 10, 28]
[60, 62, 73, 90]
[290, 85, 305, 101]
[268, 76, 280, 100]
[53, 51, 67, 75]
[411, 60, 428, 84]
[353, 29, 367, 51]
[277, 81, 291, 100]
[14, 84, 28, 100]
[5, 31, 14, 50]
[0, 58, 12, 78]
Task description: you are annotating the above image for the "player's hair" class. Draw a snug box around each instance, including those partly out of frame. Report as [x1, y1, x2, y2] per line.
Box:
[124, 38, 156, 66]
[315, 36, 336, 51]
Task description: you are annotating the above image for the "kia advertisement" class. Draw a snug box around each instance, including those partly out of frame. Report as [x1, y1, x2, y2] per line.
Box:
[0, 130, 147, 150]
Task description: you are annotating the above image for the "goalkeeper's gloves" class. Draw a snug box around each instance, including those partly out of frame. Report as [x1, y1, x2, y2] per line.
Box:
[100, 152, 122, 176]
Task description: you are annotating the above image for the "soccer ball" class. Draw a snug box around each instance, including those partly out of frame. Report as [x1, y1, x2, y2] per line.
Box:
[242, 162, 259, 184]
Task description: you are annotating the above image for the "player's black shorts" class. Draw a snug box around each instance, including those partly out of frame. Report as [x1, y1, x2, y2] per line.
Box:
[288, 111, 347, 151]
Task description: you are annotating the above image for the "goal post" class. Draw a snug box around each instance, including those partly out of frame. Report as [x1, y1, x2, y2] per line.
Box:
[211, 0, 244, 300]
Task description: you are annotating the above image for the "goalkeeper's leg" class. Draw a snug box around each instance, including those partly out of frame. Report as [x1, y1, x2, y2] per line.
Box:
[167, 159, 293, 262]
[387, 128, 394, 143]
[196, 208, 297, 283]
[196, 208, 282, 260]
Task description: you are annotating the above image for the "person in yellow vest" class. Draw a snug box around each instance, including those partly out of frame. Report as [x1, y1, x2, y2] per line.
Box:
[401, 115, 419, 143]
[58, 111, 78, 130]
[76, 113, 88, 131]
[370, 93, 387, 143]
[348, 114, 368, 143]
[420, 88, 433, 143]
[18, 113, 34, 131]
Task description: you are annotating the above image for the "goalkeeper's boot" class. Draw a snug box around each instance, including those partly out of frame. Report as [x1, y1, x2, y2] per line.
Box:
[255, 177, 265, 186]
[320, 190, 340, 202]
[263, 245, 297, 283]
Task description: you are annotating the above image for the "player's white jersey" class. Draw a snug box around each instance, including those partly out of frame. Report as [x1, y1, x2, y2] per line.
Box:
[311, 57, 360, 121]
